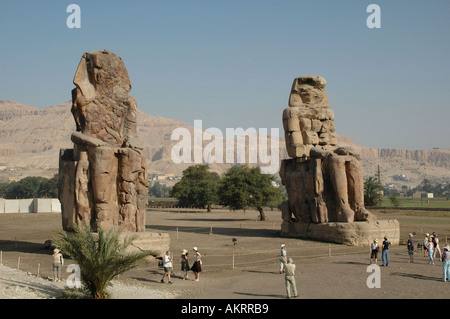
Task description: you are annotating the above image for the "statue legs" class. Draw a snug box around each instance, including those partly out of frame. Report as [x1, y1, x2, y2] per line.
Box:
[327, 155, 355, 222]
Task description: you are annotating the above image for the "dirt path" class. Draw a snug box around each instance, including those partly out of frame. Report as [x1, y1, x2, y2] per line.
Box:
[0, 209, 449, 300]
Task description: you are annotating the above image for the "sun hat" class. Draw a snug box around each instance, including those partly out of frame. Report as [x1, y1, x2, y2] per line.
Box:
[281, 244, 286, 248]
[53, 248, 60, 253]
[409, 233, 413, 237]
[193, 247, 198, 251]
[181, 249, 188, 255]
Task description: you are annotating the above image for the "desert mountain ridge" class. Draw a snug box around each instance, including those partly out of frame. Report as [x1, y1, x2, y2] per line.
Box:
[1, 100, 449, 189]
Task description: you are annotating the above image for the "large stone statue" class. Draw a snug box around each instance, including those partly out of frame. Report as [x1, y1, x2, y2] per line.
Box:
[59, 50, 148, 233]
[280, 76, 399, 246]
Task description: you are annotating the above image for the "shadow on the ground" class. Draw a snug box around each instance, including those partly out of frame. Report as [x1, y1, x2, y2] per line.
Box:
[0, 240, 53, 255]
[390, 272, 442, 282]
[232, 291, 286, 298]
[332, 261, 369, 266]
[145, 224, 280, 238]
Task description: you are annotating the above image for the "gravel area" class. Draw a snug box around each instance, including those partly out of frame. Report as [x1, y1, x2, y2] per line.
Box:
[0, 264, 178, 299]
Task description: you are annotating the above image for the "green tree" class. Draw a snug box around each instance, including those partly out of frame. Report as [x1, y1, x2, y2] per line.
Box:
[170, 165, 221, 212]
[388, 193, 400, 207]
[38, 175, 59, 198]
[148, 181, 171, 198]
[5, 176, 42, 198]
[219, 165, 284, 220]
[53, 224, 156, 299]
[419, 179, 433, 193]
[364, 176, 383, 206]
[0, 182, 12, 198]
[0, 175, 58, 199]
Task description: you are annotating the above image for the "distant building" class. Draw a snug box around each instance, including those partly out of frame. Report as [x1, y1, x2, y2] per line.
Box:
[150, 173, 177, 181]
[393, 174, 408, 181]
[413, 192, 434, 199]
[412, 191, 422, 198]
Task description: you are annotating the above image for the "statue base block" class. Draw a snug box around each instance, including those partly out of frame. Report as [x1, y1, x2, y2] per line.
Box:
[65, 231, 170, 260]
[281, 220, 400, 247]
[120, 231, 170, 259]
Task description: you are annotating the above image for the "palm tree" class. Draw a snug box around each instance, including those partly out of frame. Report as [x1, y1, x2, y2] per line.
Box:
[364, 176, 384, 206]
[54, 224, 157, 299]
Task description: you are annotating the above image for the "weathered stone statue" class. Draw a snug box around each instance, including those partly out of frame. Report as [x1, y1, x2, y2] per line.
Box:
[280, 76, 399, 246]
[59, 50, 148, 233]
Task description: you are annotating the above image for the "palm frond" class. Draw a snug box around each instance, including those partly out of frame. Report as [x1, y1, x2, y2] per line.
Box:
[53, 224, 157, 299]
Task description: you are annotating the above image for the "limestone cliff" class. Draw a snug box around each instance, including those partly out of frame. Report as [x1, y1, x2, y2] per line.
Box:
[0, 100, 449, 183]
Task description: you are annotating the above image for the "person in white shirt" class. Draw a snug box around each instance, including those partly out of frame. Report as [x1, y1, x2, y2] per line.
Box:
[370, 239, 379, 264]
[279, 244, 287, 274]
[52, 248, 64, 282]
[161, 251, 173, 284]
[191, 247, 202, 282]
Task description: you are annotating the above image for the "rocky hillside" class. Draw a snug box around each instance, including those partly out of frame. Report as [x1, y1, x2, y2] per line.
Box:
[337, 136, 450, 187]
[1, 100, 449, 187]
[0, 100, 286, 178]
[338, 136, 450, 169]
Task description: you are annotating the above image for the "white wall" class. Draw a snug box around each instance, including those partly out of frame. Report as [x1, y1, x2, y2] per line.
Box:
[4, 199, 20, 213]
[51, 199, 61, 213]
[19, 199, 34, 213]
[0, 198, 61, 213]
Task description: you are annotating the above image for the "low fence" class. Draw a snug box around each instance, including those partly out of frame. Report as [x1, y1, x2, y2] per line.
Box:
[0, 243, 371, 279]
[151, 223, 379, 272]
[368, 206, 450, 212]
[200, 245, 371, 271]
[0, 198, 61, 213]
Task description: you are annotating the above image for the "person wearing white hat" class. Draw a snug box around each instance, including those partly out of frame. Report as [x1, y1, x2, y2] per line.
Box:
[442, 244, 450, 282]
[52, 248, 64, 282]
[191, 247, 202, 281]
[279, 244, 287, 274]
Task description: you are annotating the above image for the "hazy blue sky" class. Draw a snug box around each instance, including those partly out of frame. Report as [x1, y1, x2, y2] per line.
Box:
[1, 1, 449, 150]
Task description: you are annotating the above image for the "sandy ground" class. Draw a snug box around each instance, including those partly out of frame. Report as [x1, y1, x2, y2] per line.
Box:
[0, 208, 449, 302]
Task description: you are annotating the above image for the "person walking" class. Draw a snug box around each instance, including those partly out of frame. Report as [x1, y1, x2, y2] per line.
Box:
[279, 244, 287, 274]
[382, 236, 391, 266]
[432, 233, 442, 261]
[370, 239, 379, 264]
[442, 244, 450, 282]
[181, 249, 190, 280]
[424, 233, 429, 257]
[426, 238, 435, 265]
[161, 250, 173, 284]
[282, 258, 298, 298]
[191, 247, 202, 282]
[52, 248, 64, 282]
[407, 233, 415, 263]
